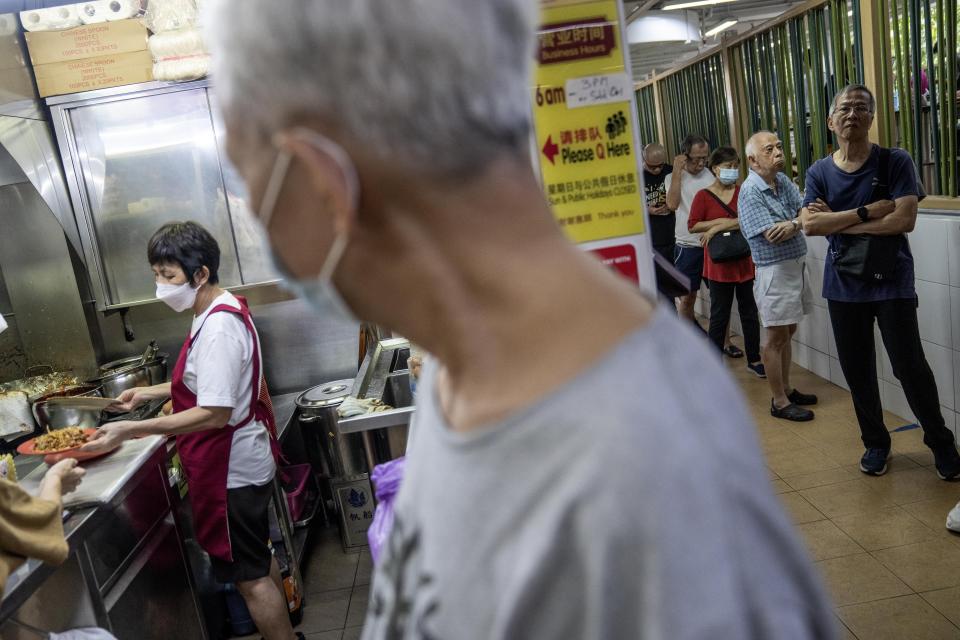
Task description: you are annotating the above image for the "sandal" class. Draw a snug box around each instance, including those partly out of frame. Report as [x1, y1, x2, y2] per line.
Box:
[723, 345, 744, 358]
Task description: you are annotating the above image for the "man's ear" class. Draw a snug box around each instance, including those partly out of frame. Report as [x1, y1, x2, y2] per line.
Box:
[276, 128, 359, 237]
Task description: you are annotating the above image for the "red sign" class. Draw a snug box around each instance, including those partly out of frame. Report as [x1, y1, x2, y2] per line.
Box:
[537, 18, 616, 65]
[591, 243, 639, 284]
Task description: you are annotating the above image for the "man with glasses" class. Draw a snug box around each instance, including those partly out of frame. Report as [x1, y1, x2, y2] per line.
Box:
[665, 134, 715, 323]
[801, 84, 960, 479]
[642, 143, 674, 263]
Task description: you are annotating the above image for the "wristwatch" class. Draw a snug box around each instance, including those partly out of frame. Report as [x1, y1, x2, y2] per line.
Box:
[856, 205, 870, 222]
[791, 219, 801, 231]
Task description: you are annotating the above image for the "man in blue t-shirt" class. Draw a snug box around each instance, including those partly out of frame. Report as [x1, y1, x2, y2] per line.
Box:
[800, 84, 960, 479]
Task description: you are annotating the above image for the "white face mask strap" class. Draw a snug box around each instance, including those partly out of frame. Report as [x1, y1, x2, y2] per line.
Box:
[289, 128, 360, 213]
[319, 231, 349, 282]
[258, 150, 293, 230]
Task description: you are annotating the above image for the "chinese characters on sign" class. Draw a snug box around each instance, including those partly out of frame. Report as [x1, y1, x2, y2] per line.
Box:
[532, 0, 646, 246]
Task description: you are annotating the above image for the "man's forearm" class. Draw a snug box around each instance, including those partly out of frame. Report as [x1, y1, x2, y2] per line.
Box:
[665, 176, 682, 211]
[801, 209, 861, 236]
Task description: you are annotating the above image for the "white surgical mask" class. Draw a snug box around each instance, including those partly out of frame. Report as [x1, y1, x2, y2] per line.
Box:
[156, 281, 198, 313]
[257, 131, 359, 324]
[718, 168, 739, 185]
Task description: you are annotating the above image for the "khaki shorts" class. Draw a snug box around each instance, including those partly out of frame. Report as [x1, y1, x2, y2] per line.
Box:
[754, 257, 813, 327]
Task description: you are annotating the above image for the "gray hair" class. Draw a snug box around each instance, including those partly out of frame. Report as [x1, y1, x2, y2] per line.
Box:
[829, 84, 876, 116]
[204, 0, 538, 176]
[744, 130, 775, 160]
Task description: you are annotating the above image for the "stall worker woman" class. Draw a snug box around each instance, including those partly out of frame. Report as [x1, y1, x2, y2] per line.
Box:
[82, 222, 304, 640]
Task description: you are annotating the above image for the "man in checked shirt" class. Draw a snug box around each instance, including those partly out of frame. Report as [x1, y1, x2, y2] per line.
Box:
[738, 130, 819, 423]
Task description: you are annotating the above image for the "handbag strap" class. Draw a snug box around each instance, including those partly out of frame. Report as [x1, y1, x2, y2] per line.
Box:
[703, 187, 739, 219]
[870, 146, 891, 201]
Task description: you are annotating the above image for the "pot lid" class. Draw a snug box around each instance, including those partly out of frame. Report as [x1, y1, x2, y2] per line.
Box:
[296, 378, 354, 409]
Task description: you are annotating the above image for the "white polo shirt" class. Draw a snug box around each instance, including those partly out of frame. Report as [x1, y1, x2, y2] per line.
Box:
[185, 291, 275, 489]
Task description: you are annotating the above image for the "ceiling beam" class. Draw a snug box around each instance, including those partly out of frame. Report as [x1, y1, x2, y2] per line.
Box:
[625, 0, 662, 23]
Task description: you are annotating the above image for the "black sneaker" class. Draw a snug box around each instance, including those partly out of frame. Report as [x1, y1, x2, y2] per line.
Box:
[860, 448, 890, 476]
[787, 389, 818, 406]
[934, 446, 960, 480]
[747, 362, 767, 378]
[770, 400, 814, 422]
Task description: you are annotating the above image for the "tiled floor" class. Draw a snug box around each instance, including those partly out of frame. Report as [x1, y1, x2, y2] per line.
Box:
[727, 344, 960, 639]
[244, 336, 960, 640]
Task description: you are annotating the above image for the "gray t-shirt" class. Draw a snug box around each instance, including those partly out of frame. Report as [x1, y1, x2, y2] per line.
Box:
[362, 307, 835, 640]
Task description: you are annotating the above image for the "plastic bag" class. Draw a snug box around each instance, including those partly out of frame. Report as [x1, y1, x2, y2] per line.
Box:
[367, 456, 405, 563]
[142, 0, 197, 33]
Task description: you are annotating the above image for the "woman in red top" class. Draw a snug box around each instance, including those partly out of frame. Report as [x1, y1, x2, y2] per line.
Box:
[688, 147, 763, 376]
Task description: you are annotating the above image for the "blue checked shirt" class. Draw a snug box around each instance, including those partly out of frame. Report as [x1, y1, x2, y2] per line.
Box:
[737, 170, 807, 266]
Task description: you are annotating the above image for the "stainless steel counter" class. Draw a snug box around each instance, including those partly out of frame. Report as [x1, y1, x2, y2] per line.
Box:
[1, 392, 305, 637]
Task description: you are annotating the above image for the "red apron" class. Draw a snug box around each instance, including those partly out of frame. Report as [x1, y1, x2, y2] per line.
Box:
[171, 296, 280, 562]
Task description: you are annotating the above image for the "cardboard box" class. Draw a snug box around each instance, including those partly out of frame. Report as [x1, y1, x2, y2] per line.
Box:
[33, 50, 153, 97]
[24, 19, 147, 66]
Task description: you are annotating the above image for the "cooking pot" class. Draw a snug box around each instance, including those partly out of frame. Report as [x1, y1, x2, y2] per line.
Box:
[89, 366, 151, 399]
[33, 398, 103, 431]
[98, 353, 168, 385]
[296, 379, 368, 478]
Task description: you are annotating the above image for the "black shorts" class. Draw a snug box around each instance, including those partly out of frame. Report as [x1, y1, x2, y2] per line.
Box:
[210, 481, 274, 584]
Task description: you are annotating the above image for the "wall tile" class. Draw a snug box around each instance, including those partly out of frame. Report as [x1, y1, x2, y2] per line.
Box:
[792, 341, 811, 370]
[951, 287, 960, 352]
[947, 216, 960, 287]
[831, 357, 849, 391]
[806, 257, 826, 308]
[813, 305, 832, 354]
[923, 340, 955, 411]
[915, 279, 952, 349]
[806, 234, 828, 262]
[954, 350, 960, 418]
[911, 217, 950, 285]
[941, 407, 957, 431]
[883, 381, 917, 424]
[809, 347, 832, 380]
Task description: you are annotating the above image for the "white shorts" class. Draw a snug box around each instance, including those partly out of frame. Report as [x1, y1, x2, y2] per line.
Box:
[754, 257, 813, 328]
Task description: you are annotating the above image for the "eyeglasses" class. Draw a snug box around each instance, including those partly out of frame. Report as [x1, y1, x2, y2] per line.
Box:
[834, 104, 873, 116]
[687, 156, 708, 165]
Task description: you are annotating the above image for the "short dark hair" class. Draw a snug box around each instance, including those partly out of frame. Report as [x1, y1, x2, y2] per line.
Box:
[147, 221, 221, 285]
[680, 134, 708, 155]
[708, 146, 739, 169]
[830, 84, 876, 116]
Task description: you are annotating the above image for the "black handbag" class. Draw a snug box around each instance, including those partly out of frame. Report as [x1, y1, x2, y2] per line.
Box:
[832, 148, 905, 282]
[704, 190, 751, 263]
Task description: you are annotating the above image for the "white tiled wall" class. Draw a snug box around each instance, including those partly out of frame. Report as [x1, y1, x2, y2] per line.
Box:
[786, 213, 960, 439]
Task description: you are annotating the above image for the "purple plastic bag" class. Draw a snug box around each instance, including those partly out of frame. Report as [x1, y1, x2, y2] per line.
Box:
[367, 456, 406, 563]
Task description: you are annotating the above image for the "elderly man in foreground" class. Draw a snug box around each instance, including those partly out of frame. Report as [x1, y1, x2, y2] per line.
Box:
[204, 1, 836, 638]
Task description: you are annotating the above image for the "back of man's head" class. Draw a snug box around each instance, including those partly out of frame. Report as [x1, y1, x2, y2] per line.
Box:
[643, 143, 667, 164]
[205, 0, 538, 178]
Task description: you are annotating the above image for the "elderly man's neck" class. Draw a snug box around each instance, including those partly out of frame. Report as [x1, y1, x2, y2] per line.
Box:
[834, 134, 873, 163]
[753, 167, 779, 188]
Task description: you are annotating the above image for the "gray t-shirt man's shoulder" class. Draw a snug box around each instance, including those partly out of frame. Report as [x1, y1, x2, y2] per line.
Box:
[362, 307, 836, 640]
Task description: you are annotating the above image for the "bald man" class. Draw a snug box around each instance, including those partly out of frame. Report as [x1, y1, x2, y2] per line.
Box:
[738, 131, 817, 423]
[642, 143, 675, 262]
